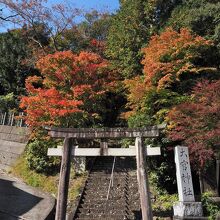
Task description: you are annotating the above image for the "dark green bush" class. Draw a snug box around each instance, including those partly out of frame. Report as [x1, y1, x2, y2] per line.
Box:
[202, 191, 220, 220]
[26, 137, 61, 174]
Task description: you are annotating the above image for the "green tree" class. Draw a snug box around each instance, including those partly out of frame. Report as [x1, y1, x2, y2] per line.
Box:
[106, 0, 149, 79]
[106, 0, 182, 79]
[78, 10, 112, 42]
[168, 0, 220, 49]
[0, 31, 36, 97]
[46, 10, 112, 55]
[0, 93, 16, 112]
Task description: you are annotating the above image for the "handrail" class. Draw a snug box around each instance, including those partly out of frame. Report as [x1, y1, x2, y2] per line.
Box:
[0, 111, 26, 127]
[106, 156, 116, 200]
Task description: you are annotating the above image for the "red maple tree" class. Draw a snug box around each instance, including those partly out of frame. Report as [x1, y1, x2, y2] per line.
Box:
[20, 50, 116, 127]
[167, 80, 220, 168]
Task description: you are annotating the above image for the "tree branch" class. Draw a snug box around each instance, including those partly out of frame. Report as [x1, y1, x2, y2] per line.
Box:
[0, 13, 18, 21]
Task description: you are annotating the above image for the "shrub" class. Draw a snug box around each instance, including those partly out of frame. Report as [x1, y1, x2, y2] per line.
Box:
[26, 137, 61, 174]
[152, 193, 178, 217]
[202, 191, 220, 220]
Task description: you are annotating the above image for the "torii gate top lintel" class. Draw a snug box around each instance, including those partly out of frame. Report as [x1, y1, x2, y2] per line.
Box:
[46, 124, 165, 139]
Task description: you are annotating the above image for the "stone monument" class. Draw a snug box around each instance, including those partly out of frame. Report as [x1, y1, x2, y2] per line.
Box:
[173, 146, 203, 219]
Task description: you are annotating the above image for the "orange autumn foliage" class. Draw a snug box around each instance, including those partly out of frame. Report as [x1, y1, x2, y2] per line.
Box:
[142, 28, 213, 90]
[20, 50, 116, 127]
[124, 76, 146, 118]
[125, 28, 215, 118]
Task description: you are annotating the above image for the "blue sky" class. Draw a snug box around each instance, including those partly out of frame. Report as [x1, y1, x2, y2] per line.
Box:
[68, 0, 120, 12]
[0, 0, 120, 32]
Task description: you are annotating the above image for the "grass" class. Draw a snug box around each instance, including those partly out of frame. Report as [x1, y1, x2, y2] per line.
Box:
[152, 193, 178, 217]
[10, 154, 87, 202]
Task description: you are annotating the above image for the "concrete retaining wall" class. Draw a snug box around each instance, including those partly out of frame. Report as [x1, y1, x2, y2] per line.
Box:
[0, 125, 30, 171]
[0, 126, 56, 219]
[0, 125, 30, 143]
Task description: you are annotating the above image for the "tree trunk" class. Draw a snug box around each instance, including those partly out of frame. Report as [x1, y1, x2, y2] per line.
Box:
[198, 169, 204, 194]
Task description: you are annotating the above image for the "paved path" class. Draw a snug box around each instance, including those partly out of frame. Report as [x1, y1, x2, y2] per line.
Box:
[0, 170, 55, 220]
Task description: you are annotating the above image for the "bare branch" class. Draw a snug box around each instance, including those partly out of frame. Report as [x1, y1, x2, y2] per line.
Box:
[0, 0, 81, 50]
[0, 13, 17, 21]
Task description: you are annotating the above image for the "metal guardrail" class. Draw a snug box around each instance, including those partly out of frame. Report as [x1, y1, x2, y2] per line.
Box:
[0, 112, 26, 127]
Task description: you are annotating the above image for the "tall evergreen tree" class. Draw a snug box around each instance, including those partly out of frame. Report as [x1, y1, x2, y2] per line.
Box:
[106, 0, 182, 79]
[0, 31, 26, 95]
[0, 31, 37, 98]
[168, 0, 220, 48]
[106, 0, 150, 79]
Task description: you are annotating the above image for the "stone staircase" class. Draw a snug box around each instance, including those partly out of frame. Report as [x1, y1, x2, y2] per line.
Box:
[74, 156, 141, 220]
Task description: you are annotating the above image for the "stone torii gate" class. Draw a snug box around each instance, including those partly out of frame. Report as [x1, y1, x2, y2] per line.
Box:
[47, 126, 163, 220]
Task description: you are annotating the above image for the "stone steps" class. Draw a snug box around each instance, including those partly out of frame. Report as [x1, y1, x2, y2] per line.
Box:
[79, 203, 127, 209]
[77, 213, 125, 218]
[78, 207, 139, 216]
[75, 218, 126, 220]
[73, 156, 141, 220]
[78, 207, 126, 214]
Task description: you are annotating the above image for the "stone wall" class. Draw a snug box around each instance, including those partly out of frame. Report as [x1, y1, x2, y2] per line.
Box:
[0, 125, 30, 170]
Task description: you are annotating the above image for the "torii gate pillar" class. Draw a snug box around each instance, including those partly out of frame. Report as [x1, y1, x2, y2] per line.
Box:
[136, 137, 153, 219]
[56, 138, 73, 220]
